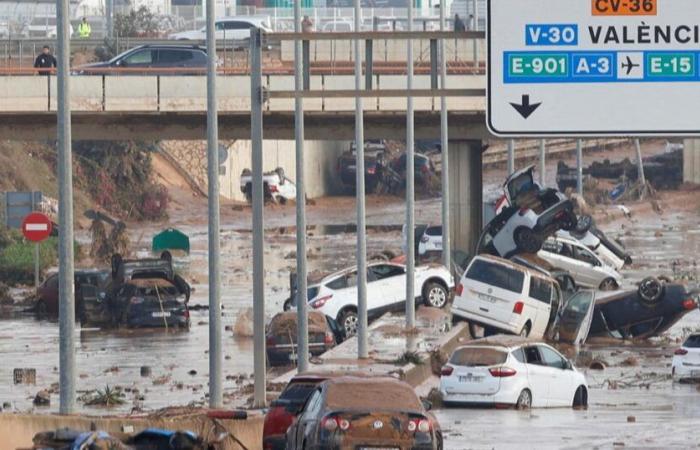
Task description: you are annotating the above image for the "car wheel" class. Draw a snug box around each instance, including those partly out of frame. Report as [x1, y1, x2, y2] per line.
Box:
[283, 298, 292, 311]
[516, 389, 532, 410]
[638, 276, 664, 305]
[423, 282, 448, 309]
[514, 227, 542, 254]
[36, 300, 48, 319]
[572, 386, 588, 409]
[338, 309, 358, 337]
[560, 211, 578, 232]
[599, 278, 618, 291]
[574, 214, 593, 234]
[519, 322, 531, 338]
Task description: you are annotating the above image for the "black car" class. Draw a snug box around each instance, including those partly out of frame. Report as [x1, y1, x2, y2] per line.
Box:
[74, 45, 207, 75]
[337, 141, 386, 193]
[392, 152, 436, 185]
[83, 252, 191, 328]
[589, 278, 698, 339]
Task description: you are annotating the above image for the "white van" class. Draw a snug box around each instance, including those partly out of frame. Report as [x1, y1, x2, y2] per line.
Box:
[452, 255, 561, 339]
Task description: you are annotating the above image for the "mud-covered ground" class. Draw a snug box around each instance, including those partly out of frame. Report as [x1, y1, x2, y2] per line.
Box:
[0, 140, 698, 450]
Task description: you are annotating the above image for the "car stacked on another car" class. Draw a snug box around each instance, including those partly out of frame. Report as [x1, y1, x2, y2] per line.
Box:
[440, 336, 588, 409]
[285, 376, 443, 450]
[289, 261, 453, 336]
[336, 140, 387, 193]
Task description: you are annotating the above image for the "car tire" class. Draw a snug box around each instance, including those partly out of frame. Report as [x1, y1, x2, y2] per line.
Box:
[573, 386, 588, 409]
[283, 298, 292, 311]
[574, 214, 593, 234]
[560, 211, 578, 232]
[638, 276, 664, 305]
[36, 300, 48, 319]
[423, 282, 448, 309]
[516, 389, 532, 410]
[514, 227, 542, 254]
[338, 309, 359, 337]
[519, 322, 531, 338]
[599, 278, 619, 291]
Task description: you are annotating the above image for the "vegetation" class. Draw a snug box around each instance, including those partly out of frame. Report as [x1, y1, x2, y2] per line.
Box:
[0, 228, 59, 285]
[114, 6, 160, 38]
[81, 385, 126, 407]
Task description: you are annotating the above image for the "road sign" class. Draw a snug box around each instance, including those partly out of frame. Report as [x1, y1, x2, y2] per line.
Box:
[487, 0, 700, 136]
[5, 191, 42, 229]
[21, 212, 52, 242]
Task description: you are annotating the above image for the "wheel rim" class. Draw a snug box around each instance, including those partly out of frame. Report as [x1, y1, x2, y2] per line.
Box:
[517, 390, 531, 409]
[601, 279, 616, 291]
[517, 229, 539, 253]
[344, 314, 358, 336]
[520, 327, 529, 337]
[640, 279, 660, 300]
[428, 287, 447, 307]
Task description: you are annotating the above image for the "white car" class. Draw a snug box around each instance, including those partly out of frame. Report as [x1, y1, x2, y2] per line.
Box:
[539, 236, 623, 291]
[452, 255, 597, 344]
[168, 16, 272, 42]
[240, 167, 296, 204]
[27, 16, 74, 38]
[477, 166, 578, 259]
[418, 225, 443, 256]
[556, 230, 627, 271]
[440, 337, 589, 409]
[672, 333, 700, 381]
[297, 262, 454, 336]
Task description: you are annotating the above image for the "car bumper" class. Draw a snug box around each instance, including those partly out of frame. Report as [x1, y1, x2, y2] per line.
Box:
[673, 362, 700, 381]
[440, 388, 520, 406]
[451, 302, 520, 334]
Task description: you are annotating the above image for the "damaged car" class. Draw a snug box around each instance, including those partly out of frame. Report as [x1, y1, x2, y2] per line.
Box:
[477, 166, 581, 259]
[240, 167, 296, 204]
[538, 235, 623, 291]
[288, 262, 454, 337]
[672, 333, 700, 382]
[266, 311, 344, 366]
[286, 376, 443, 450]
[589, 277, 698, 339]
[83, 253, 191, 329]
[337, 140, 387, 193]
[35, 269, 110, 320]
[440, 336, 588, 409]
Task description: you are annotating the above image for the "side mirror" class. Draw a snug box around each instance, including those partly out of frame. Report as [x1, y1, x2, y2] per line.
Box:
[422, 400, 433, 411]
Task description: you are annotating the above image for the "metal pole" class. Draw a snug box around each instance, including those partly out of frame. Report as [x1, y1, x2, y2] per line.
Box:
[539, 139, 546, 186]
[405, 0, 415, 329]
[106, 0, 113, 39]
[507, 139, 515, 174]
[634, 139, 647, 187]
[34, 243, 40, 288]
[250, 27, 266, 409]
[576, 139, 583, 196]
[57, 0, 75, 415]
[439, 0, 450, 271]
[294, 0, 310, 373]
[205, 0, 222, 409]
[354, 0, 368, 359]
[471, 0, 478, 64]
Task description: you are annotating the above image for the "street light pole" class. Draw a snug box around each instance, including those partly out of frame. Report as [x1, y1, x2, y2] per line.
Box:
[439, 0, 450, 272]
[405, 0, 416, 329]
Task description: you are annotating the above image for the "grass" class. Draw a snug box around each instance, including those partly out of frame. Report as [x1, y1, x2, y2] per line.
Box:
[0, 237, 59, 285]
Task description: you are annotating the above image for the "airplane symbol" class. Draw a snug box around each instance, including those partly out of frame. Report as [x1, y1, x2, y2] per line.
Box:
[621, 56, 640, 75]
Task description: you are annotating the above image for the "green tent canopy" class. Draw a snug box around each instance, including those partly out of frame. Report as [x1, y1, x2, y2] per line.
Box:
[152, 228, 190, 255]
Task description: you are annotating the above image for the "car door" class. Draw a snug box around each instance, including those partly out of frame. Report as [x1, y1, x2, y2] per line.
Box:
[155, 49, 193, 70]
[522, 346, 550, 407]
[369, 264, 406, 311]
[226, 20, 254, 40]
[552, 290, 596, 345]
[118, 48, 157, 73]
[572, 244, 604, 287]
[537, 345, 574, 406]
[297, 389, 324, 447]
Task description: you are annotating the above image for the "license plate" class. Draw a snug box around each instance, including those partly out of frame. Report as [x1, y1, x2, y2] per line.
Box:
[459, 374, 483, 383]
[152, 311, 171, 318]
[478, 293, 496, 303]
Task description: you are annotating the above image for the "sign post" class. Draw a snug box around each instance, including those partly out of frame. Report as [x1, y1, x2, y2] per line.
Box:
[21, 212, 53, 288]
[488, 0, 700, 136]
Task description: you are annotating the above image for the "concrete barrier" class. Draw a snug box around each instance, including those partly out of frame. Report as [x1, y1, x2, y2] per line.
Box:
[0, 76, 48, 111]
[105, 76, 157, 111]
[0, 412, 264, 450]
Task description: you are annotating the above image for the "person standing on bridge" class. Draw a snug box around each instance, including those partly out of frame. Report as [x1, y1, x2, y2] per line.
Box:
[78, 17, 92, 38]
[301, 15, 314, 33]
[454, 14, 466, 32]
[33, 45, 57, 76]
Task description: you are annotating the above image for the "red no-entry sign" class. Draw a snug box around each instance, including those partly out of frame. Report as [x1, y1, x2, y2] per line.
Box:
[21, 212, 52, 242]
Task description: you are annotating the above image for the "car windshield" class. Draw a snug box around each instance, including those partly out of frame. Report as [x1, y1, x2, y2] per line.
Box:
[280, 381, 320, 406]
[508, 171, 536, 200]
[684, 335, 700, 348]
[326, 380, 422, 411]
[466, 259, 525, 293]
[450, 347, 507, 367]
[426, 226, 442, 236]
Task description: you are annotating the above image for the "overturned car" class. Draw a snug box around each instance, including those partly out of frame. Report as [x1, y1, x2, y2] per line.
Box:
[83, 253, 191, 329]
[479, 166, 583, 259]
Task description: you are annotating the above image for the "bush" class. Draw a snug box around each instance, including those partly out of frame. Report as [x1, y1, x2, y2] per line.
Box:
[0, 237, 59, 285]
[114, 6, 159, 38]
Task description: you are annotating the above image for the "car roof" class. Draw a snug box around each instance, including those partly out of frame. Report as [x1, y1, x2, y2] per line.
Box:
[462, 335, 541, 349]
[472, 254, 555, 282]
[133, 44, 206, 51]
[321, 261, 404, 282]
[290, 371, 378, 383]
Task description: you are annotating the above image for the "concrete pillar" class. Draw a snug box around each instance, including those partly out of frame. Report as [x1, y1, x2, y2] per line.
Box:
[448, 140, 483, 257]
[683, 140, 700, 184]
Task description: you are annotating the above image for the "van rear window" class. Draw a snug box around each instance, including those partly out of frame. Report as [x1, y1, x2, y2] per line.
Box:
[466, 259, 524, 293]
[450, 347, 507, 367]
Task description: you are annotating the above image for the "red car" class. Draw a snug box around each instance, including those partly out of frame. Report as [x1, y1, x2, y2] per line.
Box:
[35, 270, 110, 319]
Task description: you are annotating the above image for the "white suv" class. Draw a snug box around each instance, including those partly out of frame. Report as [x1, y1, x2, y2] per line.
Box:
[538, 236, 623, 290]
[299, 262, 454, 336]
[452, 255, 562, 339]
[168, 16, 272, 42]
